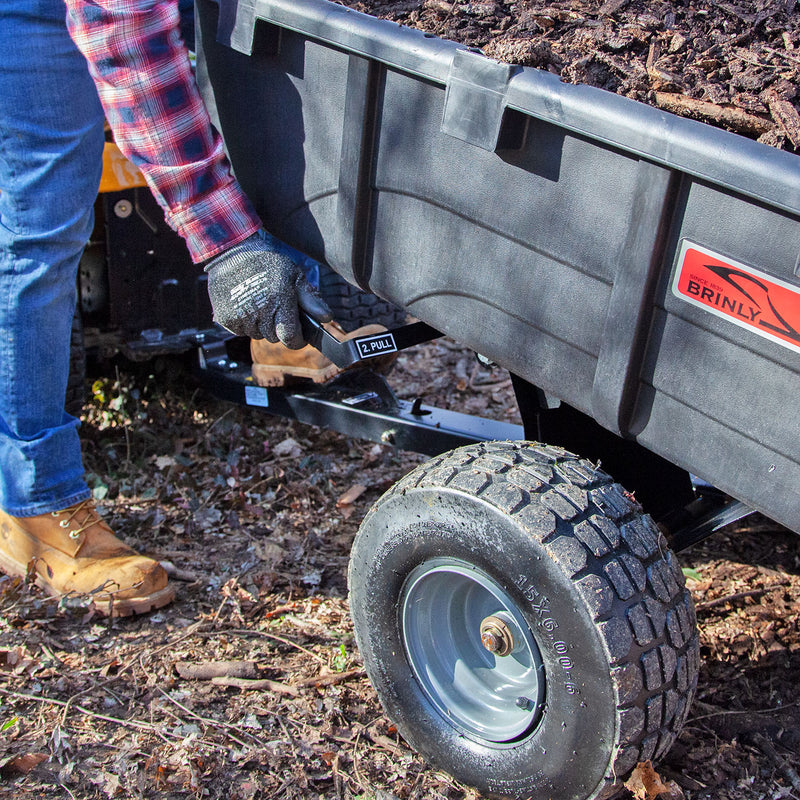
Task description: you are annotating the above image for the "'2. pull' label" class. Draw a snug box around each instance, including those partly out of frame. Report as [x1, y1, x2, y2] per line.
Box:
[355, 332, 398, 359]
[672, 240, 800, 355]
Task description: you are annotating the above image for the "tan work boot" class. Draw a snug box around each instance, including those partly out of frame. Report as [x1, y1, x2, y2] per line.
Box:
[251, 322, 395, 387]
[0, 500, 174, 617]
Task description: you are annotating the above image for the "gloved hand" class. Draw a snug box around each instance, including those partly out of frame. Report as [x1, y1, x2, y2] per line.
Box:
[205, 232, 332, 349]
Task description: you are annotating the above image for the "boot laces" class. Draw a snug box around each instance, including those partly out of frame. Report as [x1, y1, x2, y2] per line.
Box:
[51, 500, 101, 541]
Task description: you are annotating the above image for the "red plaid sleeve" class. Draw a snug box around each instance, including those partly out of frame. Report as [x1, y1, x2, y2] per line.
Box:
[65, 0, 261, 262]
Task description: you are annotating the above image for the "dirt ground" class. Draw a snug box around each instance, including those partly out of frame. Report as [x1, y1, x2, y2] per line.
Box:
[1, 339, 799, 800]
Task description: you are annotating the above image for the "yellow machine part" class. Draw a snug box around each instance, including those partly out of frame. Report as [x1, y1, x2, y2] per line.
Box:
[99, 141, 147, 193]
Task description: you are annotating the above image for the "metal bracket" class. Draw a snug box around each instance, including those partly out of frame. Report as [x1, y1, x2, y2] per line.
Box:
[668, 497, 755, 552]
[194, 335, 523, 456]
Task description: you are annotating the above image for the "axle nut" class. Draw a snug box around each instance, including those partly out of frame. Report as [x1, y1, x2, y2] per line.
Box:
[480, 615, 515, 657]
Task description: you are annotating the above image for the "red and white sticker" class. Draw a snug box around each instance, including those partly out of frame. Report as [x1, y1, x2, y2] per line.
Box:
[672, 240, 800, 355]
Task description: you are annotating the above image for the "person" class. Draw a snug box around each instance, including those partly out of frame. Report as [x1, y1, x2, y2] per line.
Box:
[0, 0, 333, 617]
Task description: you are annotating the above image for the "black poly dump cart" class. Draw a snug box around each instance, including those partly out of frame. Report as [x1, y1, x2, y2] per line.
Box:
[194, 1, 800, 797]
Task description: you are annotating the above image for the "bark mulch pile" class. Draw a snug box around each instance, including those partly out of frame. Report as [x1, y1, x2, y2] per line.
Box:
[340, 0, 800, 151]
[1, 342, 799, 800]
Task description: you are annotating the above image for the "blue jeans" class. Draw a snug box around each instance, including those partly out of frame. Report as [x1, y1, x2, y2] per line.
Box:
[0, 0, 104, 516]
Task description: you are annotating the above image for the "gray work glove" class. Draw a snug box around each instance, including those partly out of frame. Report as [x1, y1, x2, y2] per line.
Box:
[205, 232, 332, 349]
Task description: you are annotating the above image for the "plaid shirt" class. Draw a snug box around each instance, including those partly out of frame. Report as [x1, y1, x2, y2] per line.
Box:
[65, 0, 261, 262]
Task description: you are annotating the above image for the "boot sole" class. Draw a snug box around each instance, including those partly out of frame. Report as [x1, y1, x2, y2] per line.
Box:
[0, 550, 176, 617]
[251, 361, 341, 387]
[252, 354, 398, 388]
[96, 582, 176, 618]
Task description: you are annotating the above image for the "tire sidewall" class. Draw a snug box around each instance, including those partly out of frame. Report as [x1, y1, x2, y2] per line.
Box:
[350, 486, 618, 800]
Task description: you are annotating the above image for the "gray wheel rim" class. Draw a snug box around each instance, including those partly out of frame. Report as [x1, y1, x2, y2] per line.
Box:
[400, 557, 545, 744]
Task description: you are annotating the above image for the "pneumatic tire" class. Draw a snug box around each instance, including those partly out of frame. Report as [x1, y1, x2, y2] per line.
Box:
[348, 441, 699, 800]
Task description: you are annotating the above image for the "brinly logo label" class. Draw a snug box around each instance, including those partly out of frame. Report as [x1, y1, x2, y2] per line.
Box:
[673, 240, 800, 355]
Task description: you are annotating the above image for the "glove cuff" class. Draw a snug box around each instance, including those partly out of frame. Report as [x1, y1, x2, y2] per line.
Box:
[204, 232, 268, 272]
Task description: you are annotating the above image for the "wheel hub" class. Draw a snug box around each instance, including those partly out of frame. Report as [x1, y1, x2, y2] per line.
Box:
[480, 615, 515, 656]
[400, 558, 545, 744]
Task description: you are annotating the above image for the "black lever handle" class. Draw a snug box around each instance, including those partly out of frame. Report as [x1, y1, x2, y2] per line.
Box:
[299, 310, 443, 369]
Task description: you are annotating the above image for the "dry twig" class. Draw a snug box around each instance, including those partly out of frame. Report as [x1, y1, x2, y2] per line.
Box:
[749, 732, 800, 794]
[294, 668, 366, 688]
[211, 675, 300, 697]
[695, 581, 790, 612]
[654, 92, 774, 137]
[175, 659, 259, 680]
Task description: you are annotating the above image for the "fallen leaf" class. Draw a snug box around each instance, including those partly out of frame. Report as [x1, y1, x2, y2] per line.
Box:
[253, 540, 285, 566]
[193, 506, 222, 530]
[221, 578, 258, 604]
[100, 658, 123, 678]
[0, 574, 22, 598]
[0, 752, 49, 778]
[97, 769, 121, 799]
[302, 569, 322, 587]
[624, 761, 684, 800]
[335, 483, 367, 518]
[336, 484, 367, 508]
[49, 725, 72, 763]
[274, 438, 302, 458]
[765, 90, 800, 148]
[0, 647, 33, 674]
[362, 444, 384, 464]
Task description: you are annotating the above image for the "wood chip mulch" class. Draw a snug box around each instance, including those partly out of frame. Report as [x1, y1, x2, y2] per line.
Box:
[340, 0, 800, 151]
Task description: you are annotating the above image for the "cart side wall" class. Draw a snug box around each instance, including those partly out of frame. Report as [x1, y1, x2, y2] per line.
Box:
[197, 0, 800, 532]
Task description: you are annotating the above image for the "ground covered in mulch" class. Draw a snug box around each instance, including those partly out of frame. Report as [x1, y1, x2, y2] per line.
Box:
[1, 340, 799, 800]
[339, 0, 800, 151]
